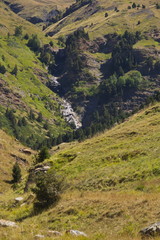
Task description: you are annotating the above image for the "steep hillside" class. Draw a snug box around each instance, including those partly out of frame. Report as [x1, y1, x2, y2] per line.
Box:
[0, 2, 72, 149]
[0, 129, 34, 192]
[0, 101, 160, 240]
[0, 1, 46, 36]
[46, 0, 160, 40]
[3, 0, 74, 23]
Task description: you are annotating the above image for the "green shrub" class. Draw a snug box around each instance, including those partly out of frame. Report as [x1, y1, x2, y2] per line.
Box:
[36, 147, 50, 163]
[12, 162, 22, 183]
[33, 170, 64, 208]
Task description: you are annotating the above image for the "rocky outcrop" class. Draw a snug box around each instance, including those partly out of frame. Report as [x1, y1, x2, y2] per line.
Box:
[140, 222, 160, 238]
[10, 154, 28, 165]
[4, 1, 23, 14]
[27, 17, 43, 24]
[19, 148, 32, 155]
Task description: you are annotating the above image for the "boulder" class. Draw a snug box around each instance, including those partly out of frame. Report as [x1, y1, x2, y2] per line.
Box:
[140, 222, 160, 238]
[34, 166, 50, 173]
[15, 197, 24, 202]
[66, 229, 87, 237]
[0, 219, 18, 228]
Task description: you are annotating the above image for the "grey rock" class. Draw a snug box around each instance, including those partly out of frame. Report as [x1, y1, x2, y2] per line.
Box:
[140, 222, 160, 238]
[15, 197, 24, 202]
[34, 166, 50, 173]
[66, 229, 87, 237]
[0, 219, 18, 228]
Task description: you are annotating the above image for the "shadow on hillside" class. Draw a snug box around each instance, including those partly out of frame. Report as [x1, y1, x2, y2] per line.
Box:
[3, 179, 13, 184]
[15, 199, 60, 222]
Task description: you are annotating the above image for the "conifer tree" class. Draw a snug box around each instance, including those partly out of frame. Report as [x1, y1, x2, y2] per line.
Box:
[12, 162, 21, 183]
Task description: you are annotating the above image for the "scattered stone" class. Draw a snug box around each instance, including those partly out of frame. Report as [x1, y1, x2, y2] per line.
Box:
[48, 230, 62, 236]
[0, 219, 18, 228]
[66, 229, 87, 237]
[140, 222, 160, 238]
[15, 197, 24, 202]
[35, 234, 45, 239]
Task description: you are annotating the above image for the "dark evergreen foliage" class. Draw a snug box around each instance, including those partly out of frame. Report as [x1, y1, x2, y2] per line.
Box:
[14, 26, 23, 37]
[33, 170, 64, 208]
[27, 35, 41, 52]
[12, 162, 21, 183]
[0, 64, 6, 74]
[11, 64, 18, 76]
[36, 147, 50, 163]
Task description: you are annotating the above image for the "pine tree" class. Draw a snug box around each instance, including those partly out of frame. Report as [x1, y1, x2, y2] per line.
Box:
[12, 162, 21, 183]
[11, 65, 18, 76]
[36, 147, 50, 163]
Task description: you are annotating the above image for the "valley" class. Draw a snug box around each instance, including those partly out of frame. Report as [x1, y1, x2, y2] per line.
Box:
[0, 0, 160, 240]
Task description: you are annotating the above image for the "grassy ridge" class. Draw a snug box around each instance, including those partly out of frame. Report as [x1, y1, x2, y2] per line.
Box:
[46, 0, 160, 40]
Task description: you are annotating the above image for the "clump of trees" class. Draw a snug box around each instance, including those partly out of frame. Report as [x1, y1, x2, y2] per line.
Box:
[109, 30, 141, 76]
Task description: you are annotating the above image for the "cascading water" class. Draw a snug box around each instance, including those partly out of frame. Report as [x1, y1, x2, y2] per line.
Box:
[49, 76, 82, 129]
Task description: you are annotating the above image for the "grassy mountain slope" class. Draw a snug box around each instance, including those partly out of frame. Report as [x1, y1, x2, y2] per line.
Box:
[46, 0, 160, 40]
[0, 102, 160, 240]
[0, 2, 71, 148]
[0, 129, 34, 192]
[0, 1, 46, 37]
[50, 102, 160, 190]
[4, 0, 74, 22]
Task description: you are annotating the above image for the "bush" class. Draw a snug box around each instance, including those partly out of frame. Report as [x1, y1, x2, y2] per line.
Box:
[27, 35, 41, 52]
[0, 64, 6, 74]
[12, 162, 21, 183]
[36, 147, 50, 163]
[33, 170, 64, 208]
[14, 26, 23, 37]
[11, 64, 18, 76]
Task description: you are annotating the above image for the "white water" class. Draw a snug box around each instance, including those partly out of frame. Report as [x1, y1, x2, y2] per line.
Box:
[61, 99, 82, 129]
[50, 76, 82, 129]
